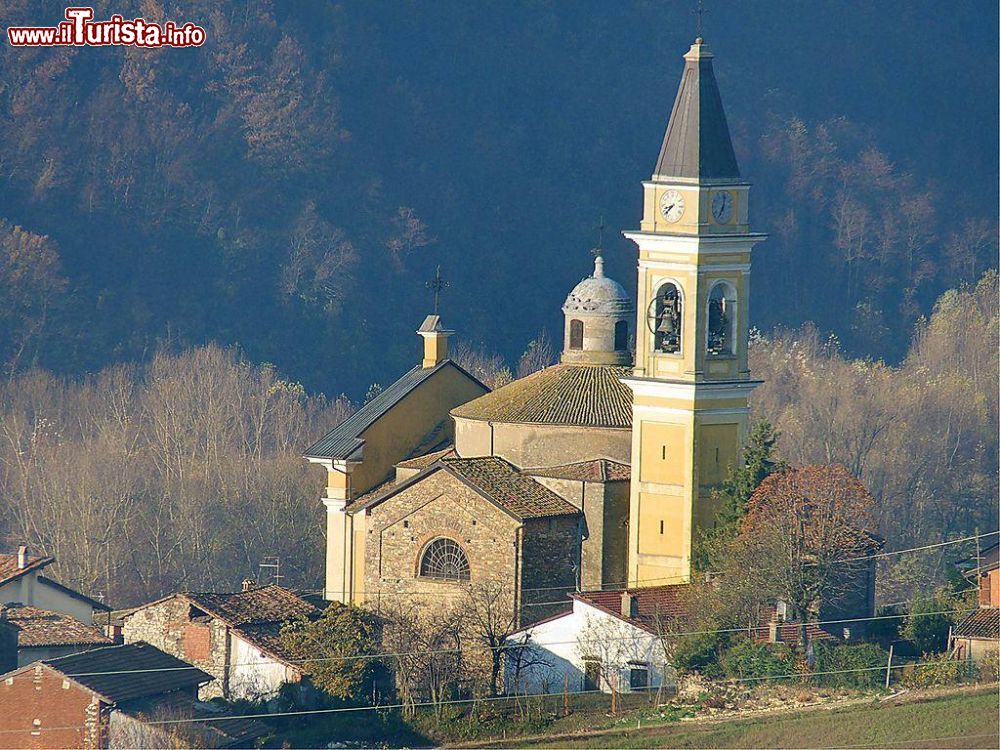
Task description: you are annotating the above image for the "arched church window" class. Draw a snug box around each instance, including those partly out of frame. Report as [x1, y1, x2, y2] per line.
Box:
[569, 319, 584, 350]
[647, 283, 682, 354]
[707, 281, 736, 356]
[419, 538, 470, 581]
[614, 320, 628, 351]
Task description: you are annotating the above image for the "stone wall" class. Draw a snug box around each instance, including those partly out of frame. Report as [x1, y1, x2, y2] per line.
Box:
[519, 515, 579, 624]
[122, 597, 230, 699]
[362, 468, 521, 616]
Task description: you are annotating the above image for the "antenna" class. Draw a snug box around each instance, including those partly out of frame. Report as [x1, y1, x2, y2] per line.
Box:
[258, 556, 284, 587]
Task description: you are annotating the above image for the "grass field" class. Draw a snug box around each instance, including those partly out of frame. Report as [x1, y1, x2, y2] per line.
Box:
[502, 690, 1000, 749]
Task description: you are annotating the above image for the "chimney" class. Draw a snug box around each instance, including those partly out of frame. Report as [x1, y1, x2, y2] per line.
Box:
[241, 578, 256, 592]
[620, 591, 638, 619]
[16, 545, 28, 569]
[417, 315, 454, 369]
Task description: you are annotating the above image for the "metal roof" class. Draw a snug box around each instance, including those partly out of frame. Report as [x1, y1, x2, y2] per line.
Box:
[304, 359, 484, 459]
[653, 39, 740, 181]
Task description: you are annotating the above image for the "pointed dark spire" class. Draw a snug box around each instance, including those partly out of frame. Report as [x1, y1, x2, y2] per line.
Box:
[653, 39, 740, 181]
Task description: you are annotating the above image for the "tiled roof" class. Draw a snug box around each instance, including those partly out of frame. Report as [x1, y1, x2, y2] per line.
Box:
[443, 457, 580, 520]
[42, 642, 210, 703]
[525, 458, 631, 483]
[574, 585, 690, 634]
[2, 605, 112, 648]
[345, 478, 394, 514]
[954, 608, 1000, 640]
[183, 585, 318, 629]
[304, 360, 484, 459]
[451, 364, 632, 428]
[396, 445, 456, 470]
[0, 553, 54, 587]
[177, 586, 318, 669]
[573, 586, 835, 646]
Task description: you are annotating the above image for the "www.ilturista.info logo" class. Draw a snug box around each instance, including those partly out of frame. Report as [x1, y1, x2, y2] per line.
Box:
[8, 7, 205, 47]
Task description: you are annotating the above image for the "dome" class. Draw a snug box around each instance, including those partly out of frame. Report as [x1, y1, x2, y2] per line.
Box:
[562, 256, 634, 316]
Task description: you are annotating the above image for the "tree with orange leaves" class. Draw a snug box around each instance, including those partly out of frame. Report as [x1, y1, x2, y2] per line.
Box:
[723, 464, 880, 651]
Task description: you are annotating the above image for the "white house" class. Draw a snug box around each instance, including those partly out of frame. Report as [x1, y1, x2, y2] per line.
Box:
[506, 586, 683, 696]
[0, 546, 111, 625]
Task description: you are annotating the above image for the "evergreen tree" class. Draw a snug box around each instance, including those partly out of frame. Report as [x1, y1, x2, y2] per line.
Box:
[694, 420, 786, 571]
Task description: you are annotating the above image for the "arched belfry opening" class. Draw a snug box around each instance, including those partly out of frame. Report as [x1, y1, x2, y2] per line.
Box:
[649, 282, 682, 354]
[707, 281, 737, 356]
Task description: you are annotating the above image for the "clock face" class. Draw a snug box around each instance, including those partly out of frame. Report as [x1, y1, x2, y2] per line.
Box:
[659, 189, 685, 223]
[711, 191, 734, 224]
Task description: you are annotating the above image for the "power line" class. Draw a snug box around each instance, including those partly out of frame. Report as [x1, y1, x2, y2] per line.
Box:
[55, 609, 971, 678]
[2, 660, 990, 735]
[305, 530, 999, 600]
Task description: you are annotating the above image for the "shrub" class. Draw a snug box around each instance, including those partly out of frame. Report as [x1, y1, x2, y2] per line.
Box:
[899, 652, 966, 689]
[976, 649, 999, 683]
[673, 629, 731, 677]
[901, 593, 954, 654]
[719, 639, 795, 682]
[812, 642, 888, 689]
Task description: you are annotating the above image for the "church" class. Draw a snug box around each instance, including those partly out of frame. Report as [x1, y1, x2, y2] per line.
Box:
[304, 37, 765, 624]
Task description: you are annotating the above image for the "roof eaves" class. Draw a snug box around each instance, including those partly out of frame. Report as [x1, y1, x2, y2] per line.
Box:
[305, 359, 485, 460]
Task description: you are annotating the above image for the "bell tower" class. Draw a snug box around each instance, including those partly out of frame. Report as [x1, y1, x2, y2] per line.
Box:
[623, 38, 766, 587]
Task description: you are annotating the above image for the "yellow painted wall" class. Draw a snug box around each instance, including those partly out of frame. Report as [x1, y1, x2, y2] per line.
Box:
[638, 422, 687, 485]
[349, 364, 488, 494]
[636, 491, 687, 558]
[696, 423, 739, 487]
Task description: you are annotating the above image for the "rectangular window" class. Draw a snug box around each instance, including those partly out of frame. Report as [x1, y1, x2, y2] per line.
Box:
[583, 659, 602, 692]
[629, 665, 649, 690]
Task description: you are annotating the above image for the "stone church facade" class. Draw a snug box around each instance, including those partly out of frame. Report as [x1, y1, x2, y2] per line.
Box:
[305, 36, 765, 626]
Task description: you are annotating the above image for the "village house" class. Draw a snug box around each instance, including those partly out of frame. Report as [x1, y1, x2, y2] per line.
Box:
[506, 584, 842, 696]
[0, 641, 266, 749]
[122, 583, 320, 701]
[1, 604, 112, 666]
[506, 586, 679, 696]
[951, 541, 1000, 663]
[0, 546, 111, 626]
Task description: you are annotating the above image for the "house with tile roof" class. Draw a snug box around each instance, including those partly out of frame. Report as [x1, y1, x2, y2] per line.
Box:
[121, 584, 320, 701]
[505, 583, 840, 696]
[0, 642, 266, 749]
[951, 541, 999, 663]
[505, 586, 679, 696]
[1, 604, 113, 666]
[0, 546, 112, 627]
